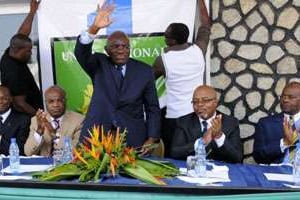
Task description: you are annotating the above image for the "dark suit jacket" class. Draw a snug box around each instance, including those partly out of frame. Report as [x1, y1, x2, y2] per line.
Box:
[253, 113, 285, 164]
[0, 109, 30, 156]
[75, 38, 160, 148]
[170, 112, 243, 163]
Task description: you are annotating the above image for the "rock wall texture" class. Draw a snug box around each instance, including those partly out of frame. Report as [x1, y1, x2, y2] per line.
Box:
[210, 0, 300, 163]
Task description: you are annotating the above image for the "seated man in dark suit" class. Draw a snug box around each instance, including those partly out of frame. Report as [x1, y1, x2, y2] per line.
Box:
[170, 85, 243, 163]
[24, 86, 84, 156]
[74, 2, 160, 154]
[253, 82, 300, 164]
[0, 86, 30, 155]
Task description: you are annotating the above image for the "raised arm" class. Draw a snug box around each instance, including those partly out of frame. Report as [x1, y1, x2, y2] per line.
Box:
[195, 0, 211, 55]
[17, 0, 40, 36]
[88, 1, 115, 34]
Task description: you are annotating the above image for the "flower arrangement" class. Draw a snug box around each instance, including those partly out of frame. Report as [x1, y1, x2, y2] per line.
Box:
[34, 126, 179, 185]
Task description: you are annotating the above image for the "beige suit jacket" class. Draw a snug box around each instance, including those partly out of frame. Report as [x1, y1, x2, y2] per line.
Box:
[24, 110, 84, 156]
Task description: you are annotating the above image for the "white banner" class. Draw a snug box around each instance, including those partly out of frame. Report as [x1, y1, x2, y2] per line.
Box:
[37, 0, 197, 93]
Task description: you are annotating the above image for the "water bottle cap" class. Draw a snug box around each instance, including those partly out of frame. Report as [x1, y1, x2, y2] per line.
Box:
[10, 138, 16, 143]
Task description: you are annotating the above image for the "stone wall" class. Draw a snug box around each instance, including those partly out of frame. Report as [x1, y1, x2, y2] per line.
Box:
[210, 0, 300, 163]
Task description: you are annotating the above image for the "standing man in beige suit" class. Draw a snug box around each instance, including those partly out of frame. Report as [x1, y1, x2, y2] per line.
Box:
[24, 86, 84, 156]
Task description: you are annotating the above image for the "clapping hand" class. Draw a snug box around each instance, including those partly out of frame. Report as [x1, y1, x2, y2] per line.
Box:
[202, 114, 223, 145]
[283, 116, 294, 145]
[35, 109, 56, 139]
[210, 114, 222, 139]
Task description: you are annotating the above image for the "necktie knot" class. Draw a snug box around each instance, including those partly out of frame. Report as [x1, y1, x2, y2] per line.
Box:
[52, 119, 60, 131]
[117, 66, 124, 76]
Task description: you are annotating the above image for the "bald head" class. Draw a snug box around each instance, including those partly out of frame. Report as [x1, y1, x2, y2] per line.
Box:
[107, 31, 129, 44]
[193, 85, 217, 100]
[192, 85, 218, 119]
[45, 86, 66, 98]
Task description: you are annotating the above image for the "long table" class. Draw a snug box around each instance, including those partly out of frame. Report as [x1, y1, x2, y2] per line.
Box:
[0, 157, 300, 199]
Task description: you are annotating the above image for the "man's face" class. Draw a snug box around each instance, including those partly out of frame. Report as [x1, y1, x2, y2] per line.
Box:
[192, 87, 218, 120]
[106, 36, 130, 66]
[45, 90, 66, 118]
[280, 85, 300, 115]
[0, 88, 12, 114]
[164, 26, 176, 47]
[17, 42, 32, 63]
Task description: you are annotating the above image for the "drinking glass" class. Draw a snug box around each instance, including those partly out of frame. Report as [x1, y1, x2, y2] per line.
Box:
[53, 148, 63, 166]
[186, 155, 197, 177]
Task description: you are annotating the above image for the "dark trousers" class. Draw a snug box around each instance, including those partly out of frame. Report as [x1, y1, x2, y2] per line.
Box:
[160, 108, 177, 157]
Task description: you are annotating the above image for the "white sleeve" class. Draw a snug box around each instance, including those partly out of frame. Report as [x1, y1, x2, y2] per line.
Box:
[79, 30, 97, 44]
[280, 138, 289, 153]
[33, 132, 43, 145]
[214, 133, 226, 148]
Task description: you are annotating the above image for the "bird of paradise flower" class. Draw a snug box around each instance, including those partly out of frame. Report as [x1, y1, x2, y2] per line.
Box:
[34, 126, 179, 185]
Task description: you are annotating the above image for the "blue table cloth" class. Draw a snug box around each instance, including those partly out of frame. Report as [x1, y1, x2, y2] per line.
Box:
[0, 157, 295, 189]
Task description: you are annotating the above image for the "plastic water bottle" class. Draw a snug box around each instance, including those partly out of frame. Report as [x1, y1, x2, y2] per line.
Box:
[62, 136, 73, 163]
[194, 138, 207, 177]
[9, 138, 20, 173]
[293, 143, 300, 185]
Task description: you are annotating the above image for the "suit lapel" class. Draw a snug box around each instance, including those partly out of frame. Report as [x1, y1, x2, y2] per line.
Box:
[3, 111, 14, 131]
[109, 64, 121, 91]
[59, 112, 70, 137]
[189, 113, 202, 139]
[121, 62, 134, 93]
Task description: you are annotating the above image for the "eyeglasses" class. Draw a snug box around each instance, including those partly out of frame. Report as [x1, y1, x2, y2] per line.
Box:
[191, 97, 216, 105]
[108, 44, 130, 50]
[279, 95, 300, 101]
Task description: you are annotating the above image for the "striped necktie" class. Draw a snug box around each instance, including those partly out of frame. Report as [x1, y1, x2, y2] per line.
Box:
[202, 120, 208, 134]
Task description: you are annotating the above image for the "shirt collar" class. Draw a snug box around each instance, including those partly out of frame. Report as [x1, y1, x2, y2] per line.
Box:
[284, 111, 300, 122]
[0, 108, 11, 123]
[50, 115, 63, 122]
[115, 64, 126, 72]
[198, 112, 217, 128]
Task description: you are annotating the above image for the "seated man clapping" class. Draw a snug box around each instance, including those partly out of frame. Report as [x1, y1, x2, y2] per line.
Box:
[169, 85, 243, 163]
[24, 86, 84, 156]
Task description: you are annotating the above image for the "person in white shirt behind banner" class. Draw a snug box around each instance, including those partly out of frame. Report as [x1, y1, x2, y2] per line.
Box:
[153, 0, 210, 157]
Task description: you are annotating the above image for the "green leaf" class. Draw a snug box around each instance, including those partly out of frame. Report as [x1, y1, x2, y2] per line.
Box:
[94, 153, 110, 182]
[79, 169, 95, 182]
[135, 158, 179, 178]
[34, 163, 82, 181]
[122, 164, 166, 185]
